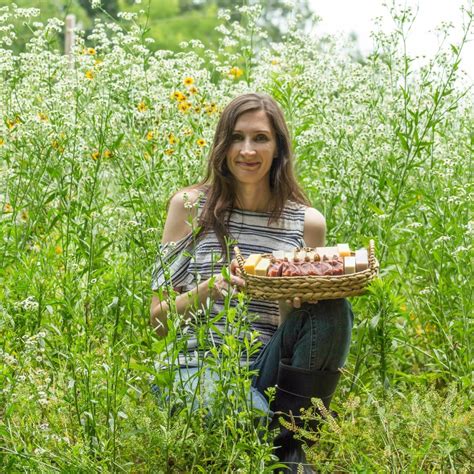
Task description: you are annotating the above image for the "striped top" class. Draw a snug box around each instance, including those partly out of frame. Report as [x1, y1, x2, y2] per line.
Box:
[151, 198, 308, 366]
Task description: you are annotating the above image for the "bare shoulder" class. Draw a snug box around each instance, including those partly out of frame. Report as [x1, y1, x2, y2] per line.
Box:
[303, 207, 326, 248]
[162, 187, 202, 244]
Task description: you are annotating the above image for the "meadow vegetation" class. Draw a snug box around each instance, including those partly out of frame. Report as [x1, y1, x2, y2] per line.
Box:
[0, 2, 473, 472]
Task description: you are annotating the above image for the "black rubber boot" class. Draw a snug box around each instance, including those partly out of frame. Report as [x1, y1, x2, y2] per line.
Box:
[270, 359, 341, 473]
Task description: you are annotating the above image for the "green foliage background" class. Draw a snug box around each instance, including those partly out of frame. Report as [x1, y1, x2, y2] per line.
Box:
[0, 1, 472, 472]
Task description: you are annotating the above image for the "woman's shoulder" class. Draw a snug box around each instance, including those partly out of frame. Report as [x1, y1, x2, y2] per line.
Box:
[162, 186, 205, 243]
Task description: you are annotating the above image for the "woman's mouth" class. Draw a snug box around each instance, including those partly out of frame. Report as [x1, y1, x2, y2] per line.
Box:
[236, 161, 260, 169]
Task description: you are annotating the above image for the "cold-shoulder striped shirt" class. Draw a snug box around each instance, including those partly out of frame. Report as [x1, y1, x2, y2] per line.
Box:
[151, 199, 308, 366]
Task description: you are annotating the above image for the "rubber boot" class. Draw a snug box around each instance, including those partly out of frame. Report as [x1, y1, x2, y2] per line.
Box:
[270, 358, 341, 473]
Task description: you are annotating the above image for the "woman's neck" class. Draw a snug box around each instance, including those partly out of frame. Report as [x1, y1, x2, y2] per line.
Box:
[234, 184, 272, 212]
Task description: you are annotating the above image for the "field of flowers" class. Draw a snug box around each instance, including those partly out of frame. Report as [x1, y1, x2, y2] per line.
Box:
[1, 3, 473, 472]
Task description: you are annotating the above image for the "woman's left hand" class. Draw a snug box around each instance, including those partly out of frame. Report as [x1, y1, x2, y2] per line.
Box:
[285, 297, 319, 309]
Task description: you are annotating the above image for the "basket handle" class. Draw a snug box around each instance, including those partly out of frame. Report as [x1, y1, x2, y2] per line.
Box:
[234, 246, 247, 275]
[368, 239, 377, 272]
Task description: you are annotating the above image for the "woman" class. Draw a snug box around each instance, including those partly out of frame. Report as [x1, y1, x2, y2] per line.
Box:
[150, 93, 353, 471]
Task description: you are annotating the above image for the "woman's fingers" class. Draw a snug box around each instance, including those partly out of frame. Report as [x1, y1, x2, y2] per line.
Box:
[292, 297, 301, 308]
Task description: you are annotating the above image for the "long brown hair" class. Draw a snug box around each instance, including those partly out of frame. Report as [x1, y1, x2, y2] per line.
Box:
[192, 92, 310, 252]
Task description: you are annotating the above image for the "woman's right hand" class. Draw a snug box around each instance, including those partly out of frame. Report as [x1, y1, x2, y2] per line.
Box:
[210, 260, 246, 299]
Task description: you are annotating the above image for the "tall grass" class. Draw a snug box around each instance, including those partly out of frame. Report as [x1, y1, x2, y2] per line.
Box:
[0, 2, 472, 471]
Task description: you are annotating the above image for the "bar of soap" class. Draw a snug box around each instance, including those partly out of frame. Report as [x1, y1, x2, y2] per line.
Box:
[284, 251, 295, 262]
[255, 258, 271, 276]
[272, 250, 285, 260]
[337, 243, 351, 257]
[295, 250, 306, 261]
[344, 256, 356, 274]
[316, 246, 339, 259]
[355, 248, 369, 271]
[306, 250, 316, 261]
[244, 254, 262, 274]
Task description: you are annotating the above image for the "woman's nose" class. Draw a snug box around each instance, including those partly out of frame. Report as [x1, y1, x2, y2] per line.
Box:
[240, 139, 256, 155]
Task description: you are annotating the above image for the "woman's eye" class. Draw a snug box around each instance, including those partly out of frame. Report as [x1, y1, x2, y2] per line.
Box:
[256, 134, 269, 142]
[231, 134, 242, 141]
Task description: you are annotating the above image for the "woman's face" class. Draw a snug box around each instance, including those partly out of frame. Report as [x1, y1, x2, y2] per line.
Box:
[225, 109, 277, 187]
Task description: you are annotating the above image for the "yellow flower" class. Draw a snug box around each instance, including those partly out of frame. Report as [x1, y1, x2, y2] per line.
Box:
[94, 59, 103, 66]
[85, 70, 94, 80]
[3, 202, 12, 213]
[164, 148, 174, 155]
[7, 119, 16, 129]
[400, 304, 407, 312]
[20, 209, 29, 222]
[197, 138, 206, 147]
[409, 312, 416, 321]
[38, 112, 48, 121]
[271, 58, 279, 65]
[168, 133, 177, 145]
[88, 47, 96, 55]
[183, 77, 194, 86]
[183, 128, 193, 136]
[178, 101, 191, 113]
[144, 152, 151, 160]
[146, 131, 154, 141]
[137, 101, 148, 112]
[104, 149, 112, 158]
[91, 150, 100, 160]
[415, 324, 423, 336]
[194, 106, 201, 113]
[189, 86, 198, 95]
[171, 91, 186, 102]
[205, 103, 217, 115]
[229, 66, 243, 79]
[0, 137, 4, 146]
[55, 245, 63, 255]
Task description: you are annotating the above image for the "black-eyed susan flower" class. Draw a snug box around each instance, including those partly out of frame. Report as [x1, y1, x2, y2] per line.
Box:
[0, 137, 4, 146]
[104, 149, 112, 158]
[178, 101, 191, 113]
[38, 112, 48, 121]
[171, 91, 186, 102]
[183, 128, 193, 136]
[88, 47, 96, 55]
[197, 138, 206, 147]
[189, 86, 198, 95]
[91, 150, 100, 160]
[85, 70, 94, 80]
[205, 103, 218, 115]
[3, 202, 12, 213]
[55, 245, 63, 255]
[168, 133, 177, 145]
[183, 77, 194, 86]
[146, 131, 154, 141]
[137, 101, 148, 112]
[229, 66, 243, 79]
[164, 148, 174, 156]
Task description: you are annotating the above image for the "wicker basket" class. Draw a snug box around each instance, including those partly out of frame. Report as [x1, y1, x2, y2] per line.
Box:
[234, 240, 379, 301]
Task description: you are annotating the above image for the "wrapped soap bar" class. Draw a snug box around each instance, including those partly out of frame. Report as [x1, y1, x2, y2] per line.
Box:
[316, 247, 339, 259]
[244, 254, 262, 275]
[343, 256, 356, 274]
[284, 251, 295, 262]
[272, 250, 285, 260]
[355, 248, 369, 271]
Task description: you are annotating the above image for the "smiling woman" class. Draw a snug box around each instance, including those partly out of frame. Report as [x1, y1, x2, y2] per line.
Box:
[150, 92, 354, 472]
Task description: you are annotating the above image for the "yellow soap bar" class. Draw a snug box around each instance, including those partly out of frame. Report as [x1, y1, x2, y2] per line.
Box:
[255, 258, 271, 276]
[244, 254, 262, 274]
[337, 243, 351, 257]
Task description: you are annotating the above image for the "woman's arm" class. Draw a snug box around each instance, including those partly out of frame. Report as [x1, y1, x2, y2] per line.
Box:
[150, 189, 245, 338]
[279, 206, 327, 321]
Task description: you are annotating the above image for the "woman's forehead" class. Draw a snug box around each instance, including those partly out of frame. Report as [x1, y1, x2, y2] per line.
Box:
[233, 109, 273, 132]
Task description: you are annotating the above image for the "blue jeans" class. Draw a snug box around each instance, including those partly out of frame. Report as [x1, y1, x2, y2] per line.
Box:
[167, 299, 354, 416]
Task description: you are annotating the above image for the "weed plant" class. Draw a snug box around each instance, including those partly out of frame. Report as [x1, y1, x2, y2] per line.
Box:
[0, 2, 472, 472]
